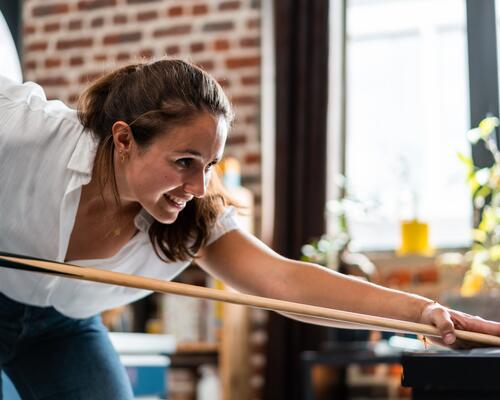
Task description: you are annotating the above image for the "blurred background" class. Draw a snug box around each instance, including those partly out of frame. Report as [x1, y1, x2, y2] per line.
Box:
[2, 0, 500, 399]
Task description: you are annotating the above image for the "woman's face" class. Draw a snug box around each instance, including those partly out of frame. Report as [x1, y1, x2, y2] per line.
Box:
[114, 112, 227, 224]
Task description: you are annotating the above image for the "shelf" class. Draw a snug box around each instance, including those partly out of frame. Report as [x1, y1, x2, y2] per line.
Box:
[170, 342, 219, 368]
[175, 342, 219, 354]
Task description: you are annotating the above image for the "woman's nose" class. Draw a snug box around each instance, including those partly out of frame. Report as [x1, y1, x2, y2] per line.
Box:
[183, 169, 207, 198]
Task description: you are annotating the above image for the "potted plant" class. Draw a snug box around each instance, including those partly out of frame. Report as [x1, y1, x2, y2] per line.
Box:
[444, 116, 500, 321]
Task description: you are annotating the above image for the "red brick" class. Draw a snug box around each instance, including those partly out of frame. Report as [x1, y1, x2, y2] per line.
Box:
[219, 1, 241, 11]
[203, 21, 234, 32]
[24, 25, 36, 35]
[214, 39, 230, 51]
[232, 95, 258, 105]
[245, 153, 261, 165]
[116, 52, 131, 61]
[103, 32, 141, 45]
[227, 134, 247, 145]
[139, 48, 154, 59]
[190, 42, 204, 53]
[25, 41, 48, 52]
[78, 0, 116, 11]
[45, 58, 62, 68]
[37, 77, 69, 87]
[242, 75, 260, 85]
[195, 60, 214, 71]
[168, 6, 183, 16]
[57, 38, 93, 50]
[24, 60, 37, 70]
[247, 18, 260, 29]
[68, 20, 83, 30]
[154, 25, 191, 37]
[94, 54, 107, 62]
[165, 45, 180, 55]
[192, 4, 208, 15]
[113, 15, 127, 24]
[137, 10, 158, 21]
[79, 72, 104, 84]
[44, 22, 60, 32]
[226, 56, 260, 69]
[70, 56, 85, 66]
[91, 17, 105, 28]
[33, 4, 69, 17]
[216, 78, 231, 88]
[245, 115, 257, 124]
[240, 37, 259, 48]
[127, 0, 161, 4]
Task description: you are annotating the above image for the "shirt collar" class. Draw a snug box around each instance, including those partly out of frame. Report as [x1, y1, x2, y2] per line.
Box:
[67, 131, 98, 175]
[134, 208, 155, 233]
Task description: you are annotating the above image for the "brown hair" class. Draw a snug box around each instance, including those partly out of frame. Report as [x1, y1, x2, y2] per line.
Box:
[77, 58, 235, 262]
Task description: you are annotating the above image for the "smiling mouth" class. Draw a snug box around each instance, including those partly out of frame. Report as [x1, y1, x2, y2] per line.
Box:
[164, 193, 188, 210]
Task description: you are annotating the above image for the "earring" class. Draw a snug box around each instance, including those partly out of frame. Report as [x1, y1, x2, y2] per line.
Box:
[119, 151, 126, 162]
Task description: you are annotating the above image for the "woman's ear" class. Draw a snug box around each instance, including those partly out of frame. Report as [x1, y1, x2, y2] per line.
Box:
[111, 121, 133, 153]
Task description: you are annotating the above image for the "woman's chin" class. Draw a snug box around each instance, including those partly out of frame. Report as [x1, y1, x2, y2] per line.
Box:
[152, 210, 179, 225]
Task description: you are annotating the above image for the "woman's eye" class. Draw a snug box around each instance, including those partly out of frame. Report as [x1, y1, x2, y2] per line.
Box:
[205, 162, 216, 172]
[176, 159, 192, 168]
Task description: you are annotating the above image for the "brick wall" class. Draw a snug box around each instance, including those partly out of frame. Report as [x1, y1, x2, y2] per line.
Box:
[22, 0, 262, 235]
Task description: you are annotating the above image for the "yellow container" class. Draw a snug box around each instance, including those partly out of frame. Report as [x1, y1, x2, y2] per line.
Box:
[397, 219, 434, 256]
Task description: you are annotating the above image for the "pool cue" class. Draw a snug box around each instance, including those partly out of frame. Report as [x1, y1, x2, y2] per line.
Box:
[1, 253, 500, 347]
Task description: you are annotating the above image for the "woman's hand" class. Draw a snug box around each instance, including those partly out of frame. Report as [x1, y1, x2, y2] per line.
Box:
[420, 301, 500, 348]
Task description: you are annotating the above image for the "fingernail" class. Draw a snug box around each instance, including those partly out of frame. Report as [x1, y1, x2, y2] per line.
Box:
[444, 334, 455, 344]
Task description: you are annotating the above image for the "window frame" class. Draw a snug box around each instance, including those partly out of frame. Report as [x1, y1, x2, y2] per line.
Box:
[466, 0, 499, 173]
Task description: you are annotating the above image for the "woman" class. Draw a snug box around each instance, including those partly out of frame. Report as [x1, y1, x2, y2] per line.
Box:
[0, 58, 499, 399]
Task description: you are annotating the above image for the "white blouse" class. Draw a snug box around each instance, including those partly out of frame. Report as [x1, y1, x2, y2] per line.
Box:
[0, 74, 239, 318]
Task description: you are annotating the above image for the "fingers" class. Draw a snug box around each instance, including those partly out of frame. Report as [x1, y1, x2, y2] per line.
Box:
[450, 310, 500, 336]
[432, 308, 456, 345]
[421, 303, 500, 348]
[421, 302, 456, 345]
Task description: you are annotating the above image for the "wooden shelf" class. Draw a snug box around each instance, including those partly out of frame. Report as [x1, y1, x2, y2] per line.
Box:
[176, 341, 219, 354]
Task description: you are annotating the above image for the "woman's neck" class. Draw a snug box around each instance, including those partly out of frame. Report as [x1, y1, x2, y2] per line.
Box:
[80, 175, 141, 218]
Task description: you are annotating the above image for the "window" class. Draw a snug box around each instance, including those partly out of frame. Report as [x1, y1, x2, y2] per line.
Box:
[336, 0, 472, 251]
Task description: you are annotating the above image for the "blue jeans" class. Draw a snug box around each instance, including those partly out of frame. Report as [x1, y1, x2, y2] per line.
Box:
[0, 292, 134, 399]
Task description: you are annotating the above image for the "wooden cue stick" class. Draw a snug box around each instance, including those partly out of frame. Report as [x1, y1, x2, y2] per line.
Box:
[1, 254, 500, 347]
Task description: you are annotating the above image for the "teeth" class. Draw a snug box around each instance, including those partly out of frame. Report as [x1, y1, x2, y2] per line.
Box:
[166, 194, 185, 207]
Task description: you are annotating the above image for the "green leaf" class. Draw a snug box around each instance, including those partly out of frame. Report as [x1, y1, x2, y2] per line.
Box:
[474, 186, 491, 199]
[468, 174, 480, 193]
[490, 245, 500, 261]
[473, 229, 487, 243]
[481, 208, 497, 232]
[479, 117, 499, 138]
[457, 152, 473, 167]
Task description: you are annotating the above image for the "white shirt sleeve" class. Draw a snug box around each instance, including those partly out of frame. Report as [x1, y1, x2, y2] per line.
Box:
[206, 206, 241, 246]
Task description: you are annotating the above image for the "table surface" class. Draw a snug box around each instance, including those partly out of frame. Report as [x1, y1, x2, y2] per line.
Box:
[302, 340, 403, 366]
[402, 348, 500, 391]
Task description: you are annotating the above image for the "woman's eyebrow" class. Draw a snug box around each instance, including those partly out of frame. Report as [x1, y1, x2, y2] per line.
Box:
[174, 149, 221, 163]
[173, 149, 202, 157]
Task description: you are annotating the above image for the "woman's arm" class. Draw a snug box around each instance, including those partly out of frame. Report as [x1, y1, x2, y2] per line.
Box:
[197, 229, 500, 346]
